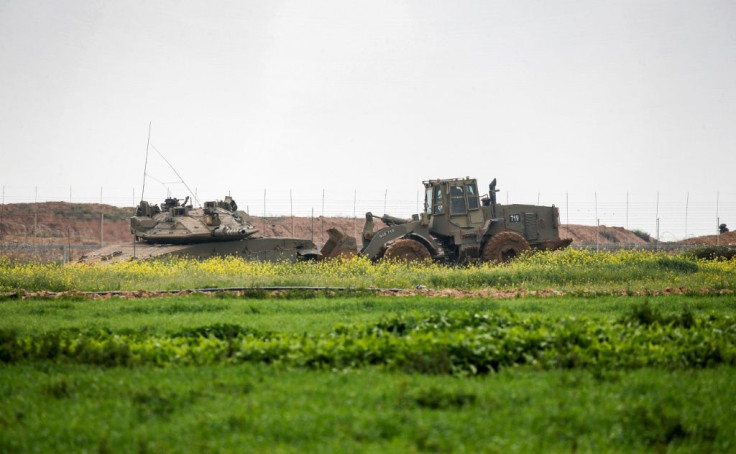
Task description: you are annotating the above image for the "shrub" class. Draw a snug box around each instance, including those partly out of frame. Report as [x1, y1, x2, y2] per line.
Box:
[688, 246, 736, 261]
[631, 229, 651, 242]
[172, 323, 264, 340]
[600, 231, 619, 243]
[410, 386, 477, 409]
[619, 301, 662, 326]
[654, 257, 698, 273]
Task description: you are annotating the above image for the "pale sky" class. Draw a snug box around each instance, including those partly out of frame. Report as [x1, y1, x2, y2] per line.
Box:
[1, 1, 734, 239]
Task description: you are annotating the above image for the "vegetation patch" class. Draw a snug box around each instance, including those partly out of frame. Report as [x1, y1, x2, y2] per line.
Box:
[631, 229, 652, 242]
[0, 250, 735, 452]
[2, 310, 733, 373]
[1, 249, 734, 293]
[172, 323, 268, 340]
[599, 230, 619, 243]
[408, 386, 477, 410]
[688, 246, 736, 261]
[1, 364, 733, 452]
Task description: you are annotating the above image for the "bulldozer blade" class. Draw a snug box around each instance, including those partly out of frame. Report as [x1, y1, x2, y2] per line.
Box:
[321, 228, 358, 258]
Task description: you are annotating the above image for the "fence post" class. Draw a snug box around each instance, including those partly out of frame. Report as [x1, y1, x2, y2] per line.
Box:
[321, 189, 325, 243]
[34, 186, 38, 249]
[685, 192, 689, 238]
[716, 192, 720, 246]
[655, 192, 659, 243]
[100, 187, 104, 247]
[594, 192, 598, 228]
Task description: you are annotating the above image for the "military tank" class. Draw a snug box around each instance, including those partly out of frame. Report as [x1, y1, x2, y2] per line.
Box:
[81, 194, 356, 264]
[122, 194, 346, 262]
[131, 195, 258, 244]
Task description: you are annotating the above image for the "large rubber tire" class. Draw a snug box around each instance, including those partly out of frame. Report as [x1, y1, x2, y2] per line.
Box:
[383, 238, 431, 262]
[482, 231, 530, 263]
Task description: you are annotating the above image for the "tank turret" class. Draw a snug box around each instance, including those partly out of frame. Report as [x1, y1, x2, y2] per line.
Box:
[131, 196, 258, 244]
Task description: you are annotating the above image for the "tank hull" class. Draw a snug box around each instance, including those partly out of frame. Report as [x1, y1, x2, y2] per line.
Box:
[80, 237, 322, 264]
[163, 237, 321, 261]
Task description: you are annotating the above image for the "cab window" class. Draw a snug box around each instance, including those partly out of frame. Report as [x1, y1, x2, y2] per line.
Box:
[466, 183, 479, 210]
[424, 187, 432, 214]
[433, 186, 444, 214]
[450, 185, 467, 214]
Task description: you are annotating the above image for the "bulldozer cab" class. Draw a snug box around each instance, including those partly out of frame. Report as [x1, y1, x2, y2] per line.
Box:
[423, 178, 484, 233]
[357, 176, 570, 263]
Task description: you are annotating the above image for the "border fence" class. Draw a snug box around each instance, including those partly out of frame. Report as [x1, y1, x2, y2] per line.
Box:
[1, 184, 734, 263]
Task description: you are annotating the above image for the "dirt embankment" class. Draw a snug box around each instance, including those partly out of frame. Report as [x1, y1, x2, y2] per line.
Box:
[0, 202, 134, 245]
[560, 224, 653, 245]
[675, 231, 736, 246]
[0, 203, 385, 247]
[256, 220, 657, 246]
[246, 215, 384, 244]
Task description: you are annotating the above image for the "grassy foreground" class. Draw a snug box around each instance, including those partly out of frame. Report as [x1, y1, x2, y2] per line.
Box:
[1, 293, 736, 452]
[2, 293, 735, 336]
[2, 363, 733, 453]
[1, 251, 735, 452]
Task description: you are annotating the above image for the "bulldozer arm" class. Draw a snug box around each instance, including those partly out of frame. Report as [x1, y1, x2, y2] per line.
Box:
[321, 228, 359, 258]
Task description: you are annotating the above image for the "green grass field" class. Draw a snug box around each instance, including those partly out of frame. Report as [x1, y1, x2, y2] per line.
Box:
[1, 251, 735, 452]
[2, 362, 734, 453]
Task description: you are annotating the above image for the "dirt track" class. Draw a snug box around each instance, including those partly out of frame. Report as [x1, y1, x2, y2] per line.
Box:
[3, 285, 732, 301]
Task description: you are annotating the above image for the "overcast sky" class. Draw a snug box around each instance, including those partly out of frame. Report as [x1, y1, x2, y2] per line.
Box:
[1, 1, 734, 238]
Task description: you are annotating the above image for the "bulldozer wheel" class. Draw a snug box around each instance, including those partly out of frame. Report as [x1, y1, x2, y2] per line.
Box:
[482, 231, 530, 263]
[383, 238, 431, 262]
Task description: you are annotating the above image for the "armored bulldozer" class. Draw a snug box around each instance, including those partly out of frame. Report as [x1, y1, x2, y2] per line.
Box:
[330, 177, 571, 263]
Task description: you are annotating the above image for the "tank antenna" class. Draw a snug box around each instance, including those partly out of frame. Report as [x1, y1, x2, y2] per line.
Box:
[150, 143, 201, 207]
[140, 122, 151, 202]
